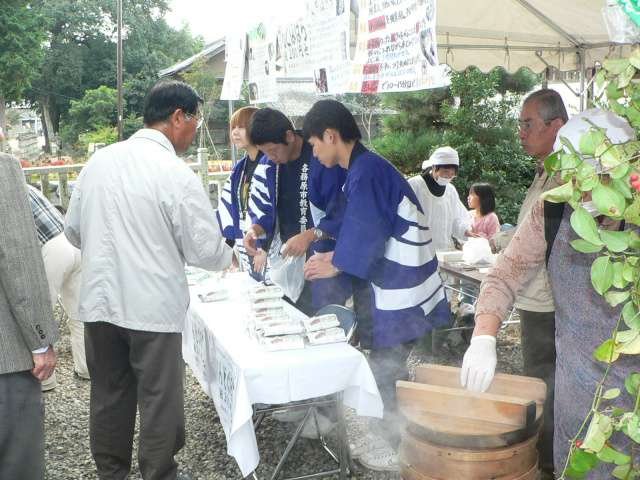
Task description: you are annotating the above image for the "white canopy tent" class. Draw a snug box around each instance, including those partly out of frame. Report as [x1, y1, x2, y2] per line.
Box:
[436, 0, 635, 108]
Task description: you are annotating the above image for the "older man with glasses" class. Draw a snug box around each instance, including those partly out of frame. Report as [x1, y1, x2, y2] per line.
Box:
[465, 88, 567, 479]
[65, 80, 231, 480]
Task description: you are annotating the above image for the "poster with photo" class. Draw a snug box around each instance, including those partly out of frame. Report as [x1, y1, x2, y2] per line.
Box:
[220, 32, 247, 101]
[246, 23, 278, 103]
[239, 0, 447, 100]
[345, 0, 447, 93]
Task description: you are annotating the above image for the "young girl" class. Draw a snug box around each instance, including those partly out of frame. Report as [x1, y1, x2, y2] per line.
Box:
[217, 106, 266, 279]
[467, 182, 501, 239]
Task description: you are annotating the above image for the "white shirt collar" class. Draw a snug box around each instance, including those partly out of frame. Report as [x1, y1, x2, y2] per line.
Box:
[130, 128, 176, 156]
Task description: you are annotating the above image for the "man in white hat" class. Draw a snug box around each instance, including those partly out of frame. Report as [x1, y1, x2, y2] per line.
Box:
[408, 145, 473, 252]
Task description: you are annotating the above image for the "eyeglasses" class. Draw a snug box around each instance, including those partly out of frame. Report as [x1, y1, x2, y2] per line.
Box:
[185, 111, 204, 129]
[518, 117, 557, 132]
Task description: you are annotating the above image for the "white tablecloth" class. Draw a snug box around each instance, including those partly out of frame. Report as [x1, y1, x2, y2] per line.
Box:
[182, 272, 383, 477]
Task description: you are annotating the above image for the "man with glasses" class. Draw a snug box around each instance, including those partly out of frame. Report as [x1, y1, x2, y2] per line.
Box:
[467, 88, 567, 478]
[65, 80, 232, 480]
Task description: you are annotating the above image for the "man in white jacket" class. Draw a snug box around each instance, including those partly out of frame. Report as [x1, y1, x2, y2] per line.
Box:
[65, 80, 232, 480]
[408, 146, 472, 252]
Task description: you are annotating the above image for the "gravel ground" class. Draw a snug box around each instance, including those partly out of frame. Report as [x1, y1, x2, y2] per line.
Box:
[44, 307, 523, 480]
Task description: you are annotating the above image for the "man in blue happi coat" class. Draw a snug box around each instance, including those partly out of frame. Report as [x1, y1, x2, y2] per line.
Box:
[303, 99, 450, 471]
[243, 108, 350, 314]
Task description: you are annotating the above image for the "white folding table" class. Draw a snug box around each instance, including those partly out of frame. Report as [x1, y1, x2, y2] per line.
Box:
[182, 272, 383, 478]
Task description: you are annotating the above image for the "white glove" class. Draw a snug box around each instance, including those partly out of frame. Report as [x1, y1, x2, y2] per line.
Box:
[460, 335, 497, 392]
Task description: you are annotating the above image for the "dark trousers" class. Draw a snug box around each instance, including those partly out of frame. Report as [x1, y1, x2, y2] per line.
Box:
[0, 370, 44, 480]
[284, 279, 315, 316]
[519, 309, 556, 474]
[85, 322, 185, 480]
[368, 343, 414, 447]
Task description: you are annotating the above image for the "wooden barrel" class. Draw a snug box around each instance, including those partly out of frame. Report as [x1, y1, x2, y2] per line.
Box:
[397, 364, 546, 480]
[401, 460, 539, 480]
[400, 429, 538, 480]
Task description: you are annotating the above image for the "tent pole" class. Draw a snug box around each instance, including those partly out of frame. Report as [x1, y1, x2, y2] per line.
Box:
[228, 99, 237, 164]
[579, 48, 586, 112]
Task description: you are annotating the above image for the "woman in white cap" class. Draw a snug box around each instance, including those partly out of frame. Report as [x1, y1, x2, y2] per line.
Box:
[408, 146, 474, 252]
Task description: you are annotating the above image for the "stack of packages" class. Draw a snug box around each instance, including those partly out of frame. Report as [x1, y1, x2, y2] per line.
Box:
[249, 285, 305, 351]
[303, 315, 347, 345]
[249, 284, 348, 351]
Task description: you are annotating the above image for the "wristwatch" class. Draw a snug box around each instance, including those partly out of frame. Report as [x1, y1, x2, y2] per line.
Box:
[313, 228, 324, 240]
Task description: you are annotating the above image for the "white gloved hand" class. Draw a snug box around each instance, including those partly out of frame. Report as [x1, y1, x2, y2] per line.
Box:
[460, 335, 497, 392]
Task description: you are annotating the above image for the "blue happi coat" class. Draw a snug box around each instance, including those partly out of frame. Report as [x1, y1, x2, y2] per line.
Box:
[217, 153, 264, 280]
[332, 143, 450, 348]
[247, 140, 350, 308]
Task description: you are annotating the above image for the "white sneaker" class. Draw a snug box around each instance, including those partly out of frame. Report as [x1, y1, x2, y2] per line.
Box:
[359, 444, 399, 472]
[271, 409, 307, 423]
[300, 412, 335, 439]
[348, 432, 388, 459]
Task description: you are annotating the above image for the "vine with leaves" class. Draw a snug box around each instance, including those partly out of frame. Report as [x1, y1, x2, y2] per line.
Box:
[540, 49, 640, 479]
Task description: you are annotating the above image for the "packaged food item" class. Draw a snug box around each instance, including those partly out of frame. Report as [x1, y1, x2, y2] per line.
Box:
[307, 327, 347, 345]
[303, 314, 340, 332]
[260, 334, 305, 351]
[253, 311, 289, 323]
[198, 290, 228, 302]
[250, 298, 284, 310]
[260, 319, 304, 336]
[249, 284, 284, 301]
[251, 304, 286, 317]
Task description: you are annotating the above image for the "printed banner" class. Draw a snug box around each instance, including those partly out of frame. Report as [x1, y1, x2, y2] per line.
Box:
[211, 339, 239, 435]
[222, 0, 447, 100]
[220, 32, 247, 101]
[246, 23, 278, 103]
[347, 0, 447, 93]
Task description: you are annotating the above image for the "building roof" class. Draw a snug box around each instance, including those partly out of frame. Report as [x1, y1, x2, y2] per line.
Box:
[158, 38, 226, 78]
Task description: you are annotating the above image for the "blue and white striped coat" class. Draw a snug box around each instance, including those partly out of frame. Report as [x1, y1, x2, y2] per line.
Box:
[332, 144, 450, 348]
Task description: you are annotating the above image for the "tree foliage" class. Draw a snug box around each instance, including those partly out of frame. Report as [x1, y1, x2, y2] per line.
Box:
[60, 85, 117, 148]
[374, 67, 539, 224]
[27, 0, 203, 149]
[0, 1, 46, 127]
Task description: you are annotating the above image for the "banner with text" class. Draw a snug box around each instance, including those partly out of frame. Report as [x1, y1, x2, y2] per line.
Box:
[222, 0, 447, 101]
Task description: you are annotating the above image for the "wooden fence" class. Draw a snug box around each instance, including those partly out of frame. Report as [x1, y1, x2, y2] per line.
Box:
[23, 148, 231, 210]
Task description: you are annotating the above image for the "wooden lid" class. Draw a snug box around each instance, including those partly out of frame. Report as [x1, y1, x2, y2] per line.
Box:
[397, 364, 546, 449]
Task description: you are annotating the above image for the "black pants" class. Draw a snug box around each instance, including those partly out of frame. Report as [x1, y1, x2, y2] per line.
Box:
[85, 322, 185, 480]
[519, 309, 556, 474]
[0, 370, 44, 479]
[352, 276, 413, 446]
[284, 279, 315, 316]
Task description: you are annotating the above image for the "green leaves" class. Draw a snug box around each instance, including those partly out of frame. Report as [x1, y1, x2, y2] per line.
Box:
[591, 256, 613, 295]
[623, 197, 640, 225]
[602, 388, 621, 400]
[600, 230, 630, 253]
[592, 183, 627, 218]
[605, 290, 630, 307]
[594, 339, 620, 363]
[582, 412, 613, 451]
[541, 181, 574, 203]
[568, 448, 599, 477]
[570, 239, 603, 254]
[571, 207, 604, 246]
[622, 302, 640, 330]
[624, 372, 640, 396]
[597, 445, 630, 465]
[580, 130, 606, 156]
[604, 58, 631, 74]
